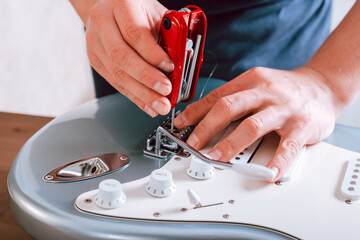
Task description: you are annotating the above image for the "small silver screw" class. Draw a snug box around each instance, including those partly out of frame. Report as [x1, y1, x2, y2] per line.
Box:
[174, 157, 182, 161]
[180, 208, 187, 212]
[228, 200, 235, 204]
[153, 212, 161, 217]
[275, 181, 282, 186]
[84, 199, 92, 204]
[44, 175, 53, 181]
[119, 156, 127, 161]
[223, 214, 230, 219]
[345, 199, 352, 205]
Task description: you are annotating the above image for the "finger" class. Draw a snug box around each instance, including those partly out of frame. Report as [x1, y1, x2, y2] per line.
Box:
[89, 6, 172, 96]
[207, 107, 286, 162]
[87, 28, 171, 115]
[174, 70, 264, 129]
[88, 50, 159, 118]
[114, 3, 174, 72]
[186, 89, 268, 149]
[106, 66, 171, 115]
[266, 130, 307, 182]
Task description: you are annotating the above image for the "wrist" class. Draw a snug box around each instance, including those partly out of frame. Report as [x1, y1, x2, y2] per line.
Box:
[297, 65, 348, 118]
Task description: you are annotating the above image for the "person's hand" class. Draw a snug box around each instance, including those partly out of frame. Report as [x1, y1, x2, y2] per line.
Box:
[85, 0, 173, 117]
[174, 67, 338, 182]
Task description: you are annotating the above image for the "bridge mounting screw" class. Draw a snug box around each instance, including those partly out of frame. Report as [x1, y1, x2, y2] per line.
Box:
[44, 175, 53, 181]
[223, 214, 230, 219]
[153, 212, 161, 217]
[275, 181, 282, 186]
[180, 208, 187, 212]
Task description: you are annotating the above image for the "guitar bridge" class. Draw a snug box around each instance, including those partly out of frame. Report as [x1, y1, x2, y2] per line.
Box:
[143, 111, 195, 160]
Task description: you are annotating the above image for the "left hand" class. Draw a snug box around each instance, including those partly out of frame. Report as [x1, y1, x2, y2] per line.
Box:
[174, 66, 338, 182]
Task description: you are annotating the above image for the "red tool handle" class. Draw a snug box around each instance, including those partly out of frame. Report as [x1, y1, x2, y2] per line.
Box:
[159, 5, 207, 109]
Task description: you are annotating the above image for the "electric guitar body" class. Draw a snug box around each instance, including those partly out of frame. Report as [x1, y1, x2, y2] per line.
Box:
[8, 78, 360, 240]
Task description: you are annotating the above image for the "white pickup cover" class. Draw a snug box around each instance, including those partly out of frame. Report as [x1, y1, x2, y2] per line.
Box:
[341, 158, 360, 201]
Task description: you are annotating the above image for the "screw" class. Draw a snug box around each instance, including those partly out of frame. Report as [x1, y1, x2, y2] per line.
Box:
[223, 214, 230, 219]
[180, 208, 187, 212]
[174, 157, 181, 161]
[119, 156, 127, 161]
[153, 212, 161, 217]
[84, 199, 92, 204]
[228, 200, 235, 204]
[44, 175, 53, 181]
[275, 181, 282, 186]
[345, 200, 352, 205]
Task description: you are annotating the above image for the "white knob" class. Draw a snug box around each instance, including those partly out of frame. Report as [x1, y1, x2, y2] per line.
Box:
[187, 189, 202, 208]
[145, 169, 176, 198]
[94, 179, 126, 209]
[186, 154, 215, 180]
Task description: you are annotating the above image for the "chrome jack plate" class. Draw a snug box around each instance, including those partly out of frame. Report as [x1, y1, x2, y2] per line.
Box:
[43, 153, 130, 183]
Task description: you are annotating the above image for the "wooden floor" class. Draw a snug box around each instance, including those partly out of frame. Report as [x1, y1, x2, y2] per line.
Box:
[0, 112, 53, 239]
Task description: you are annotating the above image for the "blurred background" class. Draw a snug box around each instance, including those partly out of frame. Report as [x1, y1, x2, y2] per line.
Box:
[0, 0, 358, 126]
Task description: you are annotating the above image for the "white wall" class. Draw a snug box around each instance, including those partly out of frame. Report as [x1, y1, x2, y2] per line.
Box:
[0, 0, 358, 127]
[0, 0, 94, 117]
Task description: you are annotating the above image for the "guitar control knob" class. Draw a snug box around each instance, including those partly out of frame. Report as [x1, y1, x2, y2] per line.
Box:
[94, 179, 126, 209]
[145, 169, 176, 198]
[186, 154, 215, 180]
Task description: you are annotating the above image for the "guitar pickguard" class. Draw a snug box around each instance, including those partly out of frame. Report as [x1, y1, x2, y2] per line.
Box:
[75, 129, 360, 240]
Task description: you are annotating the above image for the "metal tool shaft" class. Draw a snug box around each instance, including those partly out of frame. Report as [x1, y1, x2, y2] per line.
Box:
[171, 108, 175, 133]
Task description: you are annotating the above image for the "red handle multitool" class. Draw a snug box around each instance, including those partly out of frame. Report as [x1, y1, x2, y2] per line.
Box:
[159, 5, 207, 109]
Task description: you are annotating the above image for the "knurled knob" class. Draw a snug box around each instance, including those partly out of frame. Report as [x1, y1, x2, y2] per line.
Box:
[186, 154, 215, 180]
[94, 179, 126, 209]
[145, 169, 176, 198]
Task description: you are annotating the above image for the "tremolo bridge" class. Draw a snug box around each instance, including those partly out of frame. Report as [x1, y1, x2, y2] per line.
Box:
[144, 111, 194, 160]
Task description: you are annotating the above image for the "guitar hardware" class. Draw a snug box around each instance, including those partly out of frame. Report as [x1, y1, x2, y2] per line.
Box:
[43, 153, 130, 183]
[144, 115, 278, 181]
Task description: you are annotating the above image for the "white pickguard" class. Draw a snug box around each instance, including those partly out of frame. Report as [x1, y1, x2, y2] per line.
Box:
[76, 131, 360, 240]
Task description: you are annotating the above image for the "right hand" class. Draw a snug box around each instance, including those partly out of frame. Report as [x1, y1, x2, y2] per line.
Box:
[85, 0, 173, 117]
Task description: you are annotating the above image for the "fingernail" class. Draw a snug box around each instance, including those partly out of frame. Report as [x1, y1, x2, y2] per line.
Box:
[154, 81, 172, 96]
[174, 114, 185, 127]
[144, 105, 158, 118]
[152, 100, 170, 115]
[272, 167, 279, 178]
[159, 60, 174, 73]
[187, 133, 199, 148]
[208, 149, 222, 160]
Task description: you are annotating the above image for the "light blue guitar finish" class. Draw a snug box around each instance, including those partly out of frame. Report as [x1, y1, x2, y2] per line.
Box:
[7, 78, 360, 239]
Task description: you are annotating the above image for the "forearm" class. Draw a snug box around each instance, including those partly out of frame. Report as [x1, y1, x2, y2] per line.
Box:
[69, 0, 98, 25]
[306, 1, 360, 116]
